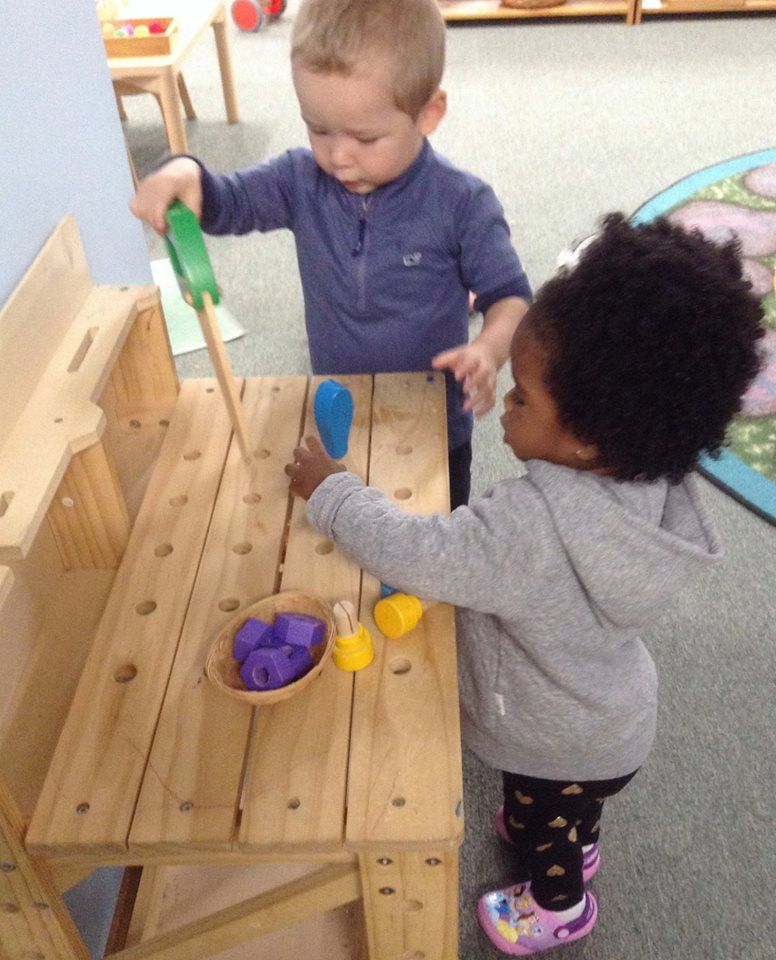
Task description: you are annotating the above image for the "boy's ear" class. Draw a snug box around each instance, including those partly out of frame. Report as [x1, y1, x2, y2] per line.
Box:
[418, 89, 447, 136]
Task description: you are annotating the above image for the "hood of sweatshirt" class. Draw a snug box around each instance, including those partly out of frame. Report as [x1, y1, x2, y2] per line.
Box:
[525, 460, 723, 629]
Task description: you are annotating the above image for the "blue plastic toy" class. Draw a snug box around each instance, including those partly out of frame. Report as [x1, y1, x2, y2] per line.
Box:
[314, 379, 354, 459]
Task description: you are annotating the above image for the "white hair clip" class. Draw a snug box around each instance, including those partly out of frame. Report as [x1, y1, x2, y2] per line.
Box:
[556, 233, 599, 270]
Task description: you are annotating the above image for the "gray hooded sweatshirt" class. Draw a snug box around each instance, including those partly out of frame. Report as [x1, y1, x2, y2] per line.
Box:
[307, 460, 723, 781]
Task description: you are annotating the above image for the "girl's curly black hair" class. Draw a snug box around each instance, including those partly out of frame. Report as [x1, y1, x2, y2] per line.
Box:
[525, 213, 765, 483]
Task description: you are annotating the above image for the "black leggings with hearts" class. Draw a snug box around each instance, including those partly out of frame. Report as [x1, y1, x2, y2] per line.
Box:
[501, 769, 638, 909]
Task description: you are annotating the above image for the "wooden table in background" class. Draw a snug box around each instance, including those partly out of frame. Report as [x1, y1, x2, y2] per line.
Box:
[109, 0, 239, 155]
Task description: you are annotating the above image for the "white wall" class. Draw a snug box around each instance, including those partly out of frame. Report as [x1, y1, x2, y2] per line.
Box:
[0, 0, 151, 305]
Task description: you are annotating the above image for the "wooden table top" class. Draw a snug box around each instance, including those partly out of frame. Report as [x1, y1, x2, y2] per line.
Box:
[26, 372, 463, 863]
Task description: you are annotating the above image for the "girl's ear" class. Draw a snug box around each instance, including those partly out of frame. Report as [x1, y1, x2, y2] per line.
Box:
[418, 89, 447, 136]
[574, 443, 600, 465]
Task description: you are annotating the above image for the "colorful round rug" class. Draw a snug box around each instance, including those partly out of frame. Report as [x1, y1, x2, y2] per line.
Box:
[632, 147, 776, 525]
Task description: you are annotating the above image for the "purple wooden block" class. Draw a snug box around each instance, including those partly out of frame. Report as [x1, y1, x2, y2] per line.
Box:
[240, 643, 313, 691]
[272, 613, 326, 657]
[233, 617, 273, 663]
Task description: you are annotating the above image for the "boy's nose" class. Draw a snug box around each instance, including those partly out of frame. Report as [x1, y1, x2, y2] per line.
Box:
[330, 137, 352, 170]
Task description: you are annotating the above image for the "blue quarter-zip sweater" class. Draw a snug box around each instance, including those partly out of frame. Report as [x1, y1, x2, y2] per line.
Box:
[196, 140, 532, 449]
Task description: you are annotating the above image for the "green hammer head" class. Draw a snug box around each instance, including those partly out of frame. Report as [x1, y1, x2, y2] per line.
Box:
[164, 200, 220, 309]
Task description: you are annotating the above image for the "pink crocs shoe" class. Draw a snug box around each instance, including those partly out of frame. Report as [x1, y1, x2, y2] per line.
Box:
[495, 805, 601, 882]
[477, 882, 597, 955]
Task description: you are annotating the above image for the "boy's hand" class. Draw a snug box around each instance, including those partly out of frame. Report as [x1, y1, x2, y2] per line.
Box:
[285, 436, 347, 500]
[432, 341, 499, 417]
[130, 157, 203, 235]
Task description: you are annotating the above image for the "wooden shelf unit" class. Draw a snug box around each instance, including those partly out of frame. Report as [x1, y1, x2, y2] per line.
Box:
[635, 0, 776, 21]
[439, 0, 638, 23]
[439, 0, 776, 23]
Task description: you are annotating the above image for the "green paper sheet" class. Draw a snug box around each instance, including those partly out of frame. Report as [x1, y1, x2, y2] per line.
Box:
[151, 258, 245, 356]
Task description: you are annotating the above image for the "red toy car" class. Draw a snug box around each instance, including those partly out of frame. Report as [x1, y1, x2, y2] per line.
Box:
[231, 0, 286, 31]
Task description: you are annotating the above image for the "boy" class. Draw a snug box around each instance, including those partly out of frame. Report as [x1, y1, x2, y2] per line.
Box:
[130, 0, 532, 508]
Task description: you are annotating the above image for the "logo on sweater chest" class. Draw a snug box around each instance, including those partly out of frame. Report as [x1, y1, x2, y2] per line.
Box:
[402, 252, 422, 267]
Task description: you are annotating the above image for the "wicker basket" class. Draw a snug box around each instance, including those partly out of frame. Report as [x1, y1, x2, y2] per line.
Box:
[205, 591, 336, 705]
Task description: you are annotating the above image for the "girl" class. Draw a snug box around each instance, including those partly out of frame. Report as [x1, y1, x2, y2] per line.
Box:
[285, 213, 763, 955]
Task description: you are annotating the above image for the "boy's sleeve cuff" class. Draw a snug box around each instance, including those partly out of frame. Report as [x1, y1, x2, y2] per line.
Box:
[474, 280, 533, 316]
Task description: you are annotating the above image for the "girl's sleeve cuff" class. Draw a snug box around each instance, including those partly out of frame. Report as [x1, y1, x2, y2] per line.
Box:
[306, 472, 365, 536]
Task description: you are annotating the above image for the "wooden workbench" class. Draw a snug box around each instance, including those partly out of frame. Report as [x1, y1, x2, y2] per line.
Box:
[0, 218, 462, 960]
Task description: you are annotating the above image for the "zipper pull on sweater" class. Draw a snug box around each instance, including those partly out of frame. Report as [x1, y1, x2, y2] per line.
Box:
[352, 201, 369, 256]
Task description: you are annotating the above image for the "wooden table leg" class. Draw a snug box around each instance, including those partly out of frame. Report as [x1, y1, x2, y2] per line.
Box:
[359, 849, 460, 960]
[155, 68, 188, 155]
[212, 6, 240, 124]
[177, 74, 197, 121]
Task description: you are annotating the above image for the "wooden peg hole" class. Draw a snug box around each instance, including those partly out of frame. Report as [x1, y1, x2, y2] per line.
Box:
[219, 598, 240, 612]
[54, 417, 64, 423]
[0, 491, 14, 517]
[233, 542, 253, 555]
[394, 488, 412, 500]
[135, 601, 157, 616]
[3, 903, 20, 913]
[404, 900, 423, 913]
[315, 540, 334, 555]
[396, 443, 413, 455]
[287, 797, 301, 810]
[272, 386, 281, 393]
[179, 801, 193, 812]
[154, 543, 173, 557]
[76, 803, 90, 815]
[243, 492, 262, 504]
[425, 857, 442, 866]
[391, 797, 406, 808]
[254, 448, 271, 459]
[183, 450, 201, 461]
[390, 658, 412, 675]
[377, 857, 393, 866]
[379, 887, 395, 896]
[61, 497, 74, 508]
[129, 419, 141, 429]
[159, 419, 170, 427]
[114, 664, 138, 684]
[206, 387, 215, 393]
[169, 494, 188, 507]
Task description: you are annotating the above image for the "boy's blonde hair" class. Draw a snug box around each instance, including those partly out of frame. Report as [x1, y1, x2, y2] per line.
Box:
[291, 0, 446, 119]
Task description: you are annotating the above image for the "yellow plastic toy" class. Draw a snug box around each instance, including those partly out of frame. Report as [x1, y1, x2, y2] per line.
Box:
[332, 600, 374, 671]
[373, 592, 435, 639]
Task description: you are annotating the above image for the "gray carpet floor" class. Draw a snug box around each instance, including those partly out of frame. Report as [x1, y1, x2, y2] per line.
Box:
[123, 8, 776, 958]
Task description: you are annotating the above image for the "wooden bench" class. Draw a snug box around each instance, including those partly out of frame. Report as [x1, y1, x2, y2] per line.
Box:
[0, 217, 463, 960]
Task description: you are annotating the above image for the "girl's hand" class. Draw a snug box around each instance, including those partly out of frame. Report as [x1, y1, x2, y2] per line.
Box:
[129, 157, 203, 235]
[285, 436, 346, 500]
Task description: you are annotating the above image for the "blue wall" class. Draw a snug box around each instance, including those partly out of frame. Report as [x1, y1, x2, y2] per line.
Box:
[0, 1, 151, 305]
[0, 3, 151, 954]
